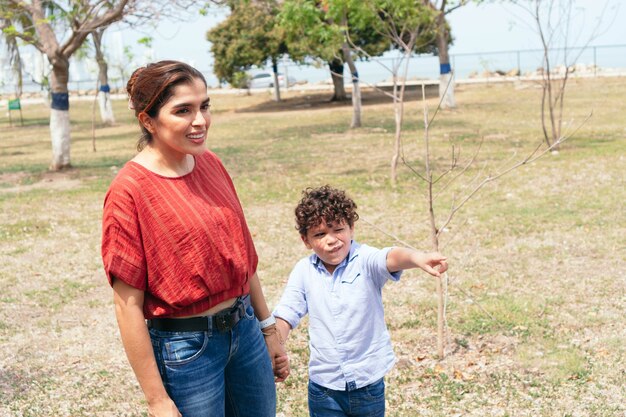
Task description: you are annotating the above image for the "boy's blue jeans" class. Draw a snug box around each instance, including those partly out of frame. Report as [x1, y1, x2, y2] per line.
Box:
[149, 302, 276, 417]
[308, 378, 385, 417]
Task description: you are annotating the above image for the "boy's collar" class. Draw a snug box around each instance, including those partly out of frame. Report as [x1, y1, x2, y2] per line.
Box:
[310, 240, 360, 269]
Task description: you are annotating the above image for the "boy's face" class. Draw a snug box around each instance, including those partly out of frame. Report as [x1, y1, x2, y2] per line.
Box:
[302, 220, 354, 274]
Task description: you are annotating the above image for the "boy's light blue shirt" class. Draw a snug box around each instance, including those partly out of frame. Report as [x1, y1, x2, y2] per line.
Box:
[273, 241, 402, 391]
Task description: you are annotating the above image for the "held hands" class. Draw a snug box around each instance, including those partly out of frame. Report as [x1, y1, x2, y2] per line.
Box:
[262, 325, 290, 382]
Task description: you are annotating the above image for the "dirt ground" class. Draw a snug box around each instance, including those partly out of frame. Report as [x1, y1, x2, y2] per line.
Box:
[0, 80, 624, 416]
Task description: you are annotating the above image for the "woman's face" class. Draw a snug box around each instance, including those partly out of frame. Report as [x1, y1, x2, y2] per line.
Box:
[144, 77, 210, 159]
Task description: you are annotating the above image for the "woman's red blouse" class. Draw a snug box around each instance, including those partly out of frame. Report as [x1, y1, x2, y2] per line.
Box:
[101, 150, 258, 319]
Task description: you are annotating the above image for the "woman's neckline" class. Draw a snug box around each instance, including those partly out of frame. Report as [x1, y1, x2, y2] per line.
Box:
[128, 154, 198, 179]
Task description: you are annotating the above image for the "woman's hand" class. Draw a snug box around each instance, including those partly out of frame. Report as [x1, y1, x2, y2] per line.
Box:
[148, 397, 182, 417]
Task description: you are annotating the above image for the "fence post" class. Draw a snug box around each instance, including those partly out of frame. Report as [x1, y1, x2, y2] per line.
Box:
[517, 50, 521, 78]
[593, 46, 597, 77]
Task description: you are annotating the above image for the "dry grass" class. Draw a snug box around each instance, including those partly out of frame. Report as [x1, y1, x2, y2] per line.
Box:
[0, 78, 624, 416]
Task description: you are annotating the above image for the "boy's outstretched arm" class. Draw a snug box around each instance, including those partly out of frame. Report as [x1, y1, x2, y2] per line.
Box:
[386, 247, 448, 277]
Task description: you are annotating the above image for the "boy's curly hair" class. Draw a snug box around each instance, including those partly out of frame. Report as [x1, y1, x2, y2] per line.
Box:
[295, 185, 359, 236]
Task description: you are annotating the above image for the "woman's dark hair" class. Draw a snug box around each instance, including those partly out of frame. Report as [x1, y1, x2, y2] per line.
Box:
[126, 60, 207, 151]
[295, 185, 359, 236]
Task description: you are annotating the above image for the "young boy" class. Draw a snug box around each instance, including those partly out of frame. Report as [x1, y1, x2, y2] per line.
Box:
[273, 185, 448, 417]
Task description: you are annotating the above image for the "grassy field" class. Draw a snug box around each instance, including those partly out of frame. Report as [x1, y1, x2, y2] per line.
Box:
[0, 78, 624, 417]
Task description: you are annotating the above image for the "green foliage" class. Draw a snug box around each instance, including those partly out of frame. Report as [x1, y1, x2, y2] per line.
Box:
[231, 71, 250, 89]
[279, 0, 391, 64]
[137, 36, 153, 48]
[279, 0, 344, 62]
[360, 0, 439, 53]
[279, 0, 438, 67]
[207, 0, 288, 86]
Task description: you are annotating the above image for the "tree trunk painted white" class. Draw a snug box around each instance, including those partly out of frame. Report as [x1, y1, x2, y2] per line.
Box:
[93, 29, 115, 125]
[439, 72, 456, 109]
[349, 78, 362, 128]
[50, 109, 71, 170]
[97, 91, 115, 124]
[436, 11, 456, 110]
[342, 41, 361, 128]
[49, 55, 72, 170]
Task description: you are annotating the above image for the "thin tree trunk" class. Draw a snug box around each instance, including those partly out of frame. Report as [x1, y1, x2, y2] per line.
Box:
[390, 74, 401, 186]
[93, 29, 115, 125]
[49, 54, 71, 171]
[540, 75, 551, 146]
[390, 49, 413, 186]
[422, 84, 445, 358]
[329, 59, 347, 101]
[341, 41, 361, 128]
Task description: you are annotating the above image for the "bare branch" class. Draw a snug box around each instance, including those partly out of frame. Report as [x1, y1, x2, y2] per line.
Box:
[401, 155, 430, 183]
[360, 217, 421, 251]
[437, 111, 591, 233]
[432, 136, 483, 200]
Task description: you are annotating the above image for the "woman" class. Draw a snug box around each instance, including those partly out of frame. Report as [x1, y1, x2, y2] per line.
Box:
[101, 60, 288, 417]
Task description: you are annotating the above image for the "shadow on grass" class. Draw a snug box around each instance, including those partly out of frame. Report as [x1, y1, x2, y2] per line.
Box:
[236, 85, 439, 113]
[0, 117, 50, 128]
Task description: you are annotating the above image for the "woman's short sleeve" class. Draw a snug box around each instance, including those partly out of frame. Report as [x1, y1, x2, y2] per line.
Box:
[101, 185, 147, 290]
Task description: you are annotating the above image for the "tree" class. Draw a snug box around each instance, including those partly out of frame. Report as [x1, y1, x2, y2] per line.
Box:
[353, 0, 438, 184]
[207, 0, 288, 101]
[280, 0, 389, 127]
[0, 15, 24, 98]
[424, 1, 460, 109]
[512, 0, 611, 148]
[0, 1, 134, 170]
[92, 28, 115, 125]
[280, 1, 345, 103]
[0, 0, 208, 170]
[402, 83, 588, 358]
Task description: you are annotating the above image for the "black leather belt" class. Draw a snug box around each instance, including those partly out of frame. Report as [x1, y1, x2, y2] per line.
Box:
[147, 295, 250, 332]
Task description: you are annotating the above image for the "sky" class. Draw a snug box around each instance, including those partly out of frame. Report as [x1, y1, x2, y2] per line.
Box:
[2, 0, 624, 91]
[113, 1, 625, 63]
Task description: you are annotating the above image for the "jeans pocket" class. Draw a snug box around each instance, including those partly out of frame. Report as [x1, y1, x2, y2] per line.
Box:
[364, 378, 385, 401]
[308, 381, 330, 400]
[163, 331, 208, 366]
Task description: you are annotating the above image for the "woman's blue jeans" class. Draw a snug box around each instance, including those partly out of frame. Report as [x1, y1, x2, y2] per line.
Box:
[149, 302, 276, 417]
[308, 378, 385, 417]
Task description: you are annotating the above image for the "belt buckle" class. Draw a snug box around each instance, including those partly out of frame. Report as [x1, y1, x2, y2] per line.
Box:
[216, 306, 241, 332]
[214, 300, 246, 332]
[214, 312, 233, 332]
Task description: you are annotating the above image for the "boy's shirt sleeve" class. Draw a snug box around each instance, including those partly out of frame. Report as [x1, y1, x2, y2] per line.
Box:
[273, 259, 309, 330]
[362, 245, 402, 289]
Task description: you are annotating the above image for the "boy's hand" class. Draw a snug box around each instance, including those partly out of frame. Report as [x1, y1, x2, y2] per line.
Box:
[419, 252, 448, 277]
[387, 247, 448, 276]
[273, 354, 290, 382]
[263, 327, 291, 382]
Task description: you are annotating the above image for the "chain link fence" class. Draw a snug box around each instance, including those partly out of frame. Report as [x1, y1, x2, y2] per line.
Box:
[2, 44, 625, 97]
